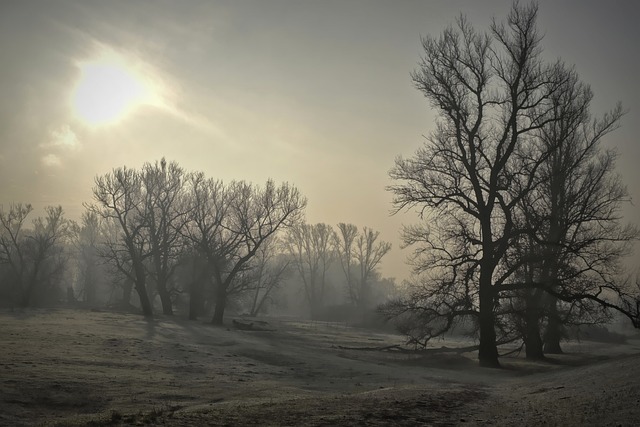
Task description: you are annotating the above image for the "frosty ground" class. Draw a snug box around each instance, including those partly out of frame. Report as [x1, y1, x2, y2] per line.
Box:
[1, 309, 639, 426]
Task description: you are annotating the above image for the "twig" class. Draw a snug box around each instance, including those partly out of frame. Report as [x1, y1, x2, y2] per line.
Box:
[332, 344, 479, 354]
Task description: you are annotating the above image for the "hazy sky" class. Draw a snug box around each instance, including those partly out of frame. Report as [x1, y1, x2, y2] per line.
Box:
[1, 0, 639, 281]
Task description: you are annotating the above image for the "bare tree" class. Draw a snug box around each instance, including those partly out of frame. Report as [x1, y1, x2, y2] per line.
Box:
[335, 224, 392, 310]
[388, 3, 563, 367]
[0, 203, 32, 306]
[142, 158, 190, 315]
[504, 63, 637, 358]
[387, 3, 639, 365]
[90, 167, 154, 316]
[182, 173, 229, 320]
[334, 223, 358, 304]
[246, 235, 291, 317]
[355, 227, 392, 309]
[285, 222, 335, 319]
[0, 204, 72, 307]
[185, 175, 306, 324]
[72, 210, 105, 305]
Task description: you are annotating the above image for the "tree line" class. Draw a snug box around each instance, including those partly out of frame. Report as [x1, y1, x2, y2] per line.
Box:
[1, 1, 638, 370]
[383, 2, 640, 367]
[0, 158, 395, 324]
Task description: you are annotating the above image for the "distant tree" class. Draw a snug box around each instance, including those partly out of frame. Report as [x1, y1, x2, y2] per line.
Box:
[0, 203, 32, 305]
[0, 204, 72, 307]
[334, 223, 358, 305]
[354, 227, 392, 310]
[185, 175, 306, 324]
[285, 223, 335, 319]
[90, 167, 154, 316]
[334, 224, 392, 310]
[246, 235, 291, 317]
[72, 210, 105, 305]
[387, 3, 566, 367]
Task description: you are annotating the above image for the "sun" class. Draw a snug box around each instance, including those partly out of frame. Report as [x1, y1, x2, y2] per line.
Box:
[72, 52, 156, 126]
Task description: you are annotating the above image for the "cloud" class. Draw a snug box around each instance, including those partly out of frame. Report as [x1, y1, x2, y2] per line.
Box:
[41, 154, 62, 167]
[46, 124, 80, 150]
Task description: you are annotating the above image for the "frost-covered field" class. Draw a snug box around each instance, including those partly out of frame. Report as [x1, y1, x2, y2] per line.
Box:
[1, 309, 639, 426]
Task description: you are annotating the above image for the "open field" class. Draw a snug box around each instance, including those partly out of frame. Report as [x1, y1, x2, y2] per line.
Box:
[1, 308, 639, 426]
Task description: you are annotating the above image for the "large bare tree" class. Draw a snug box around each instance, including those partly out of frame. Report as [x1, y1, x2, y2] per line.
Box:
[504, 65, 638, 358]
[388, 3, 563, 367]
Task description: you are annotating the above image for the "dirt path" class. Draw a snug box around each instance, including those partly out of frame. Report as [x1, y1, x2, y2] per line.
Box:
[0, 309, 638, 426]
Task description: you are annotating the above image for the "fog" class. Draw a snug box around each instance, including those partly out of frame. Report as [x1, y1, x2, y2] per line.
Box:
[2, 1, 640, 425]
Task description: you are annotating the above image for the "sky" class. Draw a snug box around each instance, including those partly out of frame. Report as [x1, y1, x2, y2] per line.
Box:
[1, 0, 639, 282]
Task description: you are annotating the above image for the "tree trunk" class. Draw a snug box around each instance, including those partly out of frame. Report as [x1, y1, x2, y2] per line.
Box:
[544, 297, 563, 354]
[524, 318, 544, 359]
[249, 285, 262, 317]
[188, 281, 198, 320]
[21, 266, 41, 307]
[135, 284, 153, 317]
[310, 299, 324, 321]
[525, 328, 544, 359]
[188, 288, 199, 320]
[156, 279, 173, 315]
[359, 278, 370, 311]
[211, 284, 227, 325]
[133, 263, 153, 317]
[478, 271, 500, 368]
[20, 284, 33, 308]
[122, 279, 133, 305]
[523, 290, 545, 360]
[84, 264, 97, 304]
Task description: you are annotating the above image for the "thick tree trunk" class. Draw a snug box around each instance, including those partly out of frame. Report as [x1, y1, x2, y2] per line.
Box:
[544, 298, 563, 354]
[135, 283, 153, 317]
[156, 279, 173, 315]
[524, 291, 545, 360]
[133, 263, 153, 317]
[525, 328, 544, 359]
[524, 315, 544, 359]
[478, 272, 500, 368]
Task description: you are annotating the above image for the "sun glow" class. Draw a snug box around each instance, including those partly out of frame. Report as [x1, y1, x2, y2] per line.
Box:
[72, 51, 157, 126]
